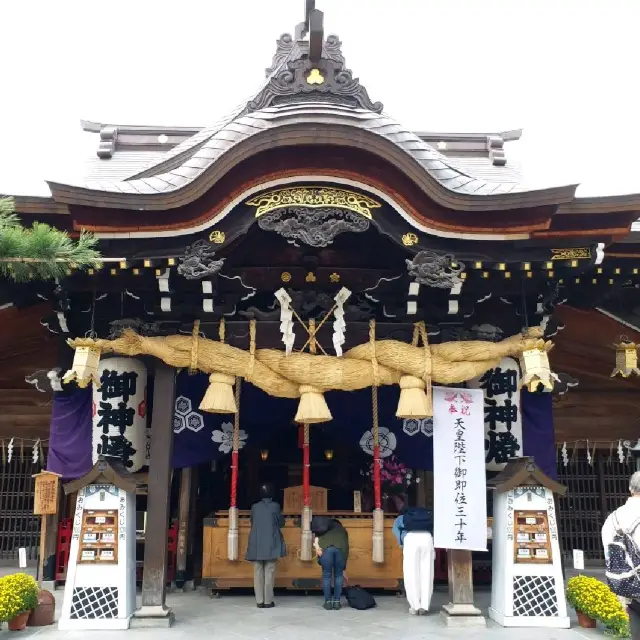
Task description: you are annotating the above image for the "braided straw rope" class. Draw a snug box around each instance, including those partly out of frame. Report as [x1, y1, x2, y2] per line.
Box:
[69, 327, 548, 399]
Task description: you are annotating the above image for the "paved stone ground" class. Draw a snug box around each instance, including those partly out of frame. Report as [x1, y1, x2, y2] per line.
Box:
[0, 586, 608, 640]
[0, 565, 611, 638]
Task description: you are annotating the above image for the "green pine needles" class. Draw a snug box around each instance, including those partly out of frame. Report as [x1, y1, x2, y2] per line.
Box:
[0, 197, 101, 282]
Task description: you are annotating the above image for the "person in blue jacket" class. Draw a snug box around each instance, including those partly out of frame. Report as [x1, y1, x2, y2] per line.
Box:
[393, 505, 435, 615]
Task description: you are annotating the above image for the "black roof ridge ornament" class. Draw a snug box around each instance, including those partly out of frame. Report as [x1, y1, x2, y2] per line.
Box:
[246, 1, 382, 115]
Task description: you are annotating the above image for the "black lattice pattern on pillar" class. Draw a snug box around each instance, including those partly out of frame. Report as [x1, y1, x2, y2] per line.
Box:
[512, 576, 558, 617]
[70, 587, 119, 619]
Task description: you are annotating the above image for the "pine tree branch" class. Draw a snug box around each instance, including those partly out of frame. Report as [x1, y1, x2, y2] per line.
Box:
[0, 197, 102, 282]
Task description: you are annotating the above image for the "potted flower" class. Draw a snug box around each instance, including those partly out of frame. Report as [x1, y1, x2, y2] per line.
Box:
[0, 573, 39, 631]
[566, 575, 630, 637]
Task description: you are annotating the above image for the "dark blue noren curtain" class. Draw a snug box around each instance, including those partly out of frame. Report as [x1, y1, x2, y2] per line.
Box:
[171, 372, 435, 469]
[521, 389, 557, 479]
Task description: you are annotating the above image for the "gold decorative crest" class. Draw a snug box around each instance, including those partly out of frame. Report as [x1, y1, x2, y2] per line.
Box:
[330, 273, 340, 283]
[281, 272, 292, 283]
[550, 247, 591, 261]
[306, 68, 325, 85]
[305, 272, 317, 283]
[402, 233, 418, 247]
[209, 230, 226, 244]
[246, 187, 381, 219]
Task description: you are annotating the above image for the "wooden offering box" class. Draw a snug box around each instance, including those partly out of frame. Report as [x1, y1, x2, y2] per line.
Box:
[202, 511, 403, 591]
[513, 510, 552, 564]
[77, 509, 118, 564]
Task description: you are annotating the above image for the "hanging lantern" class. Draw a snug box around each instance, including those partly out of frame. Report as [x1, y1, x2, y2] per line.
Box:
[260, 449, 269, 461]
[324, 449, 334, 461]
[519, 341, 559, 392]
[62, 345, 102, 389]
[611, 338, 640, 378]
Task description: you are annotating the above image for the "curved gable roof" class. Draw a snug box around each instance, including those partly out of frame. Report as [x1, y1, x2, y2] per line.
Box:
[45, 31, 581, 213]
[48, 101, 577, 212]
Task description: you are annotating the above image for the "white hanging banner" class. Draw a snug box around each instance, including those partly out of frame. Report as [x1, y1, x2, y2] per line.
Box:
[468, 356, 522, 471]
[433, 387, 487, 551]
[92, 357, 147, 473]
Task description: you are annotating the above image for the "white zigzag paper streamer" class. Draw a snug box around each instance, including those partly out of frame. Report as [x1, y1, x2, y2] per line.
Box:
[32, 439, 40, 464]
[275, 288, 295, 355]
[561, 442, 568, 467]
[7, 438, 14, 464]
[332, 287, 352, 357]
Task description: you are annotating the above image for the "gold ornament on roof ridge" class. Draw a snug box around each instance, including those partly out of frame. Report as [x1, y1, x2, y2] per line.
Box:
[306, 69, 325, 85]
[246, 187, 381, 220]
[209, 230, 226, 244]
[550, 248, 591, 260]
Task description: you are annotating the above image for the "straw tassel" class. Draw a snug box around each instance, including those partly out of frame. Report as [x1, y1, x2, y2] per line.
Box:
[227, 377, 242, 561]
[370, 320, 385, 564]
[294, 319, 332, 424]
[396, 322, 433, 419]
[200, 372, 237, 414]
[199, 319, 238, 414]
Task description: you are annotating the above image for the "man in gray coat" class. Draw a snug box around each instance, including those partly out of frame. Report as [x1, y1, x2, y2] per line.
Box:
[245, 483, 286, 608]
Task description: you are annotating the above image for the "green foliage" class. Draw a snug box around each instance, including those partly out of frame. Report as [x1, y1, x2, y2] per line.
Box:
[0, 197, 101, 282]
[0, 572, 39, 621]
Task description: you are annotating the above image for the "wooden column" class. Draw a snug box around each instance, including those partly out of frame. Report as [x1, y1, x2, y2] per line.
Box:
[175, 467, 191, 589]
[441, 550, 485, 627]
[132, 364, 175, 627]
[41, 511, 59, 585]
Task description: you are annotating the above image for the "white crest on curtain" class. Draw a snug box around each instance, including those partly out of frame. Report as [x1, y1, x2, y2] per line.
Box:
[173, 395, 205, 434]
[275, 288, 295, 355]
[211, 422, 248, 454]
[332, 287, 352, 357]
[402, 418, 433, 438]
[359, 427, 397, 458]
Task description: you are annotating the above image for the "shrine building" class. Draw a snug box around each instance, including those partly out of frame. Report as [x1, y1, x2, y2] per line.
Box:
[2, 0, 640, 627]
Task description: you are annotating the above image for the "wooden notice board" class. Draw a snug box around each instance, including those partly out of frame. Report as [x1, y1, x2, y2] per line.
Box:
[32, 471, 61, 516]
[513, 510, 553, 564]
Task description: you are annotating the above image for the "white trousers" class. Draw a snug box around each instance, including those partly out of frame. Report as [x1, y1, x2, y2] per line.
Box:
[402, 532, 435, 612]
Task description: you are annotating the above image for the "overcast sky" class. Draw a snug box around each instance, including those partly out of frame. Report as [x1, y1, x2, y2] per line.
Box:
[1, 0, 639, 197]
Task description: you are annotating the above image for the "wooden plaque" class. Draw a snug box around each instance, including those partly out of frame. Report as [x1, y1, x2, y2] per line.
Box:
[32, 471, 61, 516]
[283, 485, 328, 513]
[353, 491, 362, 513]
